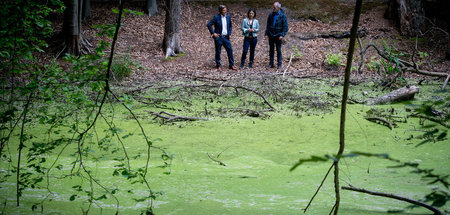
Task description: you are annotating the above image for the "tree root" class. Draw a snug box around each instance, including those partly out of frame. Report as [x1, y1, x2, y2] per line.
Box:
[146, 111, 208, 122]
[342, 185, 443, 215]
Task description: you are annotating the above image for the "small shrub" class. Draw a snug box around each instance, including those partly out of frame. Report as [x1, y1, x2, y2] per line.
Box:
[366, 56, 379, 71]
[111, 53, 135, 81]
[292, 45, 303, 60]
[325, 52, 345, 67]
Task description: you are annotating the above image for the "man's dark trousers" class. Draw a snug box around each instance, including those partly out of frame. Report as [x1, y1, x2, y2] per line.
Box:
[214, 36, 234, 68]
[268, 36, 282, 67]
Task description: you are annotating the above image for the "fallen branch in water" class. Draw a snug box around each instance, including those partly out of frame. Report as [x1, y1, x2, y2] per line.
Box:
[365, 117, 397, 130]
[206, 153, 226, 166]
[342, 185, 443, 215]
[146, 111, 208, 122]
[365, 86, 419, 105]
[219, 108, 270, 117]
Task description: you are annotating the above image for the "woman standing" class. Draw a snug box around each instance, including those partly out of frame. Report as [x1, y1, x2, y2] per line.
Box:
[240, 9, 259, 69]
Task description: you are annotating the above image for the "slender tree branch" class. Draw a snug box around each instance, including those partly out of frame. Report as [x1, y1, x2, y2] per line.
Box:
[334, 1, 363, 214]
[206, 153, 226, 166]
[303, 162, 335, 213]
[342, 185, 443, 215]
[442, 74, 450, 90]
[100, 112, 131, 171]
[283, 53, 294, 78]
[16, 92, 33, 206]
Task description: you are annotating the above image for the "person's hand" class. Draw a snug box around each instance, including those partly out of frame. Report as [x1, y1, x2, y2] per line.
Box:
[279, 36, 283, 40]
[213, 33, 219, 38]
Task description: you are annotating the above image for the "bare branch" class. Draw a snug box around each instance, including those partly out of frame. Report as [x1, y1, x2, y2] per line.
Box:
[342, 185, 443, 215]
[365, 117, 397, 130]
[146, 110, 208, 122]
[206, 153, 226, 166]
[303, 163, 335, 213]
[283, 53, 294, 78]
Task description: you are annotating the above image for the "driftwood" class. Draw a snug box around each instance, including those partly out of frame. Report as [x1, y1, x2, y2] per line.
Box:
[342, 185, 443, 215]
[365, 86, 419, 105]
[289, 29, 366, 40]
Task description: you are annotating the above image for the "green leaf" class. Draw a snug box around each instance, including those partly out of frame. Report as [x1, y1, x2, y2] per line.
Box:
[436, 132, 447, 141]
[69, 194, 77, 201]
[290, 155, 328, 171]
[94, 194, 107, 201]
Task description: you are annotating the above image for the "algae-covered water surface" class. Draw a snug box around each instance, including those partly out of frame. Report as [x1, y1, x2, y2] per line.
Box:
[0, 80, 448, 214]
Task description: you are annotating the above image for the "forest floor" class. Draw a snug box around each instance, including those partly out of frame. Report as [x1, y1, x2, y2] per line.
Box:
[46, 0, 450, 84]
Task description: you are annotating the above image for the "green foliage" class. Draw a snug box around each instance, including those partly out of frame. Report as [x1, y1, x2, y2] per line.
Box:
[418, 51, 429, 59]
[374, 45, 408, 88]
[325, 52, 345, 67]
[366, 56, 379, 71]
[290, 155, 328, 171]
[406, 95, 449, 146]
[292, 45, 303, 60]
[111, 53, 136, 81]
[0, 1, 169, 213]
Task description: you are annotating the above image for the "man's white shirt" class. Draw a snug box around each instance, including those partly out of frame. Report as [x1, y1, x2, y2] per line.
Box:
[221, 15, 227, 36]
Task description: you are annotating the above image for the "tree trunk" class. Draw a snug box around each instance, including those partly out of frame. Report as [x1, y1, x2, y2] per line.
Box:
[144, 0, 158, 17]
[60, 0, 91, 57]
[365, 86, 420, 105]
[385, 0, 425, 36]
[163, 0, 184, 59]
[82, 0, 91, 20]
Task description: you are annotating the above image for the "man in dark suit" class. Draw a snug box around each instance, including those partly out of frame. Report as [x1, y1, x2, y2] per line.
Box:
[265, 2, 288, 70]
[207, 5, 238, 71]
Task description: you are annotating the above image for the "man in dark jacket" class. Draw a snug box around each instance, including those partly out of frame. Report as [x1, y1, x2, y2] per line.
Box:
[265, 2, 288, 70]
[207, 5, 238, 71]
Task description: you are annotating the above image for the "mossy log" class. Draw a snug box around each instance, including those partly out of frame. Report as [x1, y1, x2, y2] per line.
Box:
[366, 86, 419, 105]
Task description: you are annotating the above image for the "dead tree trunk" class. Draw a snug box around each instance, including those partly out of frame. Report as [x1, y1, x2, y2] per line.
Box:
[366, 86, 420, 105]
[163, 0, 184, 59]
[385, 0, 425, 36]
[145, 0, 158, 17]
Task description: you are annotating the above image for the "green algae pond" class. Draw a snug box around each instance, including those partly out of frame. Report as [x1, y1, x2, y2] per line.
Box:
[0, 79, 448, 214]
